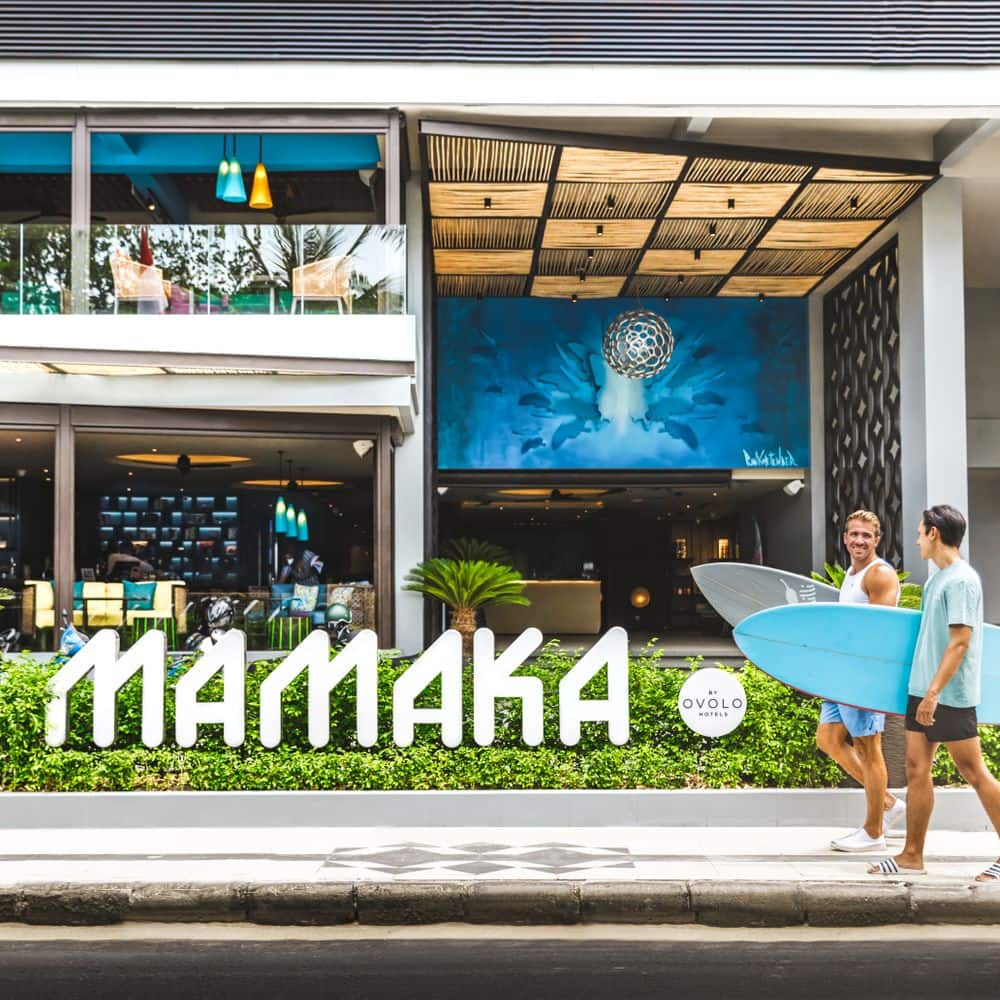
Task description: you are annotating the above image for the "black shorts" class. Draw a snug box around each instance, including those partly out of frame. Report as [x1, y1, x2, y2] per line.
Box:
[905, 695, 979, 743]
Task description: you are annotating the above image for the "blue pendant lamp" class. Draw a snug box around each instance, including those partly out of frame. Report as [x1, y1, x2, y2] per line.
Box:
[285, 502, 298, 539]
[297, 508, 309, 542]
[220, 134, 247, 203]
[274, 495, 287, 534]
[215, 135, 230, 199]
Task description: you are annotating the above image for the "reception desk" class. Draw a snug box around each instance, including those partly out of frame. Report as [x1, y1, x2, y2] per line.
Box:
[484, 580, 602, 635]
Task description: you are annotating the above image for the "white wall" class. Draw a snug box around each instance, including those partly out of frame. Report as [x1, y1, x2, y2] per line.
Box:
[965, 288, 1000, 622]
[898, 179, 969, 582]
[391, 175, 426, 655]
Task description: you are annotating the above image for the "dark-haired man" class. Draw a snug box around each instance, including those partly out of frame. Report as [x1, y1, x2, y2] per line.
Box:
[869, 504, 1000, 880]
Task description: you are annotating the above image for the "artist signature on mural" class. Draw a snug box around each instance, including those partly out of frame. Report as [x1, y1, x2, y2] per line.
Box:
[742, 446, 798, 468]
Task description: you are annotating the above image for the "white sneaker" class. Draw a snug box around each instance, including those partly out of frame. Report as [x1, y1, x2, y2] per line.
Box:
[830, 828, 887, 853]
[884, 798, 906, 838]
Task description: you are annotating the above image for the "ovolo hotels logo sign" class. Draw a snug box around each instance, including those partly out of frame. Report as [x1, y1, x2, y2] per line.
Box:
[45, 627, 638, 749]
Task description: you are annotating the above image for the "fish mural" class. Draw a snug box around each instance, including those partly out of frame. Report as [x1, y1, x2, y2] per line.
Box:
[437, 296, 809, 471]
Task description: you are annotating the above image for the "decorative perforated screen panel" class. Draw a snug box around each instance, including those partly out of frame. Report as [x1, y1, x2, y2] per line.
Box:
[823, 238, 903, 568]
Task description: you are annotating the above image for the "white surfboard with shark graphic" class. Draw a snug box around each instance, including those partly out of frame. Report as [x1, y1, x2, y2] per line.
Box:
[691, 562, 840, 628]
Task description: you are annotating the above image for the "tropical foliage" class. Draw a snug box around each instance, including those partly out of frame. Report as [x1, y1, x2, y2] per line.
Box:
[441, 537, 515, 567]
[812, 561, 922, 610]
[1, 650, 990, 791]
[403, 558, 529, 656]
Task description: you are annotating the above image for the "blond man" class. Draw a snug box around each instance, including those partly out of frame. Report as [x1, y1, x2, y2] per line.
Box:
[818, 509, 905, 852]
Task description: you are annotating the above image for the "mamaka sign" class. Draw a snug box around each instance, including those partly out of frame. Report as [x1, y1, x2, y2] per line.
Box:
[45, 626, 631, 749]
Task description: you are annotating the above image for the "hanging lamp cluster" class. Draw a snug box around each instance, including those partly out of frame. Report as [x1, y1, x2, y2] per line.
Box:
[273, 453, 310, 542]
[215, 135, 272, 210]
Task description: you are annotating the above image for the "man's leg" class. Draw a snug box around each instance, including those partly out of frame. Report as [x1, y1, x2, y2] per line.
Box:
[817, 723, 896, 811]
[877, 731, 937, 871]
[853, 734, 889, 839]
[946, 738, 1000, 879]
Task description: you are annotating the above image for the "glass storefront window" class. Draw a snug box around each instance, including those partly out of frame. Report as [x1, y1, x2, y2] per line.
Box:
[0, 428, 55, 652]
[75, 431, 374, 652]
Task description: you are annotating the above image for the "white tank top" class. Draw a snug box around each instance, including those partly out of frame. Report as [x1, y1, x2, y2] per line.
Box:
[839, 557, 900, 606]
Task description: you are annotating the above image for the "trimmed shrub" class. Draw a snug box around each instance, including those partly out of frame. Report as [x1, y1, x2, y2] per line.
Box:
[0, 648, 981, 791]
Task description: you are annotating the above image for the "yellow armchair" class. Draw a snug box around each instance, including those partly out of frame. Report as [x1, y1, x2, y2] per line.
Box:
[21, 580, 55, 637]
[126, 580, 187, 642]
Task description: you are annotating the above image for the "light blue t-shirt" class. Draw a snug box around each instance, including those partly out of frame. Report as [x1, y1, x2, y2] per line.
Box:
[908, 560, 983, 708]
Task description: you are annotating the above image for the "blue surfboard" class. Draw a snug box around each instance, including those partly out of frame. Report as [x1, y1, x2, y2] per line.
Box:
[733, 603, 1000, 724]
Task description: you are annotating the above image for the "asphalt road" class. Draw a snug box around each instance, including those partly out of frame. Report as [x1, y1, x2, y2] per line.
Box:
[1, 938, 999, 999]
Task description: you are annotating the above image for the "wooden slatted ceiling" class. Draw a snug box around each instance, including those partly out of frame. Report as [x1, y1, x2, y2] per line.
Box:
[538, 249, 642, 276]
[426, 134, 556, 183]
[542, 219, 656, 249]
[423, 125, 937, 298]
[432, 218, 537, 250]
[532, 275, 626, 297]
[638, 249, 747, 276]
[429, 182, 548, 217]
[666, 183, 801, 218]
[551, 182, 672, 219]
[720, 275, 824, 296]
[434, 250, 534, 274]
[626, 275, 724, 297]
[557, 147, 685, 182]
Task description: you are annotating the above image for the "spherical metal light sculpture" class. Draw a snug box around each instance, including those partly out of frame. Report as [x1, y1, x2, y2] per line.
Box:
[602, 308, 675, 380]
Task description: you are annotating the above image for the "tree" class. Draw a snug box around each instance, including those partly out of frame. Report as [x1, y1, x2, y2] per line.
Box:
[402, 559, 529, 658]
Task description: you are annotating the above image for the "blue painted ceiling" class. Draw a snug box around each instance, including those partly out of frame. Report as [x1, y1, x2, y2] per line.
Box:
[0, 132, 380, 174]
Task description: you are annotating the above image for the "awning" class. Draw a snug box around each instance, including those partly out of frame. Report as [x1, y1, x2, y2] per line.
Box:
[420, 120, 937, 299]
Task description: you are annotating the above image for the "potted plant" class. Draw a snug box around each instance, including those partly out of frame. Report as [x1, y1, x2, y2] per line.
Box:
[403, 558, 529, 658]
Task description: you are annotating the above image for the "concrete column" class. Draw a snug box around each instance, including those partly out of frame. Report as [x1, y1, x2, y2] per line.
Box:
[392, 174, 426, 654]
[898, 177, 968, 581]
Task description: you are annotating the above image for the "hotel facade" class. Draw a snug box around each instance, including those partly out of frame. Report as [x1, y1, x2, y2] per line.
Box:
[1, 5, 998, 655]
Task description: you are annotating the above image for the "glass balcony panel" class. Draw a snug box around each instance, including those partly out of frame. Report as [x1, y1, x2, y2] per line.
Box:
[0, 224, 72, 315]
[0, 224, 405, 316]
[87, 224, 406, 316]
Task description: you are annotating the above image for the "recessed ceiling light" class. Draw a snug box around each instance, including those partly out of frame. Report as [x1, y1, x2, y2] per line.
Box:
[115, 453, 251, 467]
[241, 478, 342, 488]
[14, 437, 22, 443]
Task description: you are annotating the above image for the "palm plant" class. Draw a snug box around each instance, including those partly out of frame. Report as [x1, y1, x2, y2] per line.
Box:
[403, 559, 529, 658]
[442, 537, 515, 567]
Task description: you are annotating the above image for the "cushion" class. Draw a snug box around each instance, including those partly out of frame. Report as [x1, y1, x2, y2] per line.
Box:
[124, 580, 156, 610]
[27, 580, 54, 612]
[293, 583, 319, 615]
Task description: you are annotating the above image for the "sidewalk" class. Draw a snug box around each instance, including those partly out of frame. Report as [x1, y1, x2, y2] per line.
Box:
[2, 825, 999, 927]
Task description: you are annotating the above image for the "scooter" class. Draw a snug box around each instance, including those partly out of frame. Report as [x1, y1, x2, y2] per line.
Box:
[183, 595, 240, 653]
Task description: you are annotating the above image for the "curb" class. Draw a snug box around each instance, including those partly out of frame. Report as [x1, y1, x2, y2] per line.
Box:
[3, 880, 1000, 927]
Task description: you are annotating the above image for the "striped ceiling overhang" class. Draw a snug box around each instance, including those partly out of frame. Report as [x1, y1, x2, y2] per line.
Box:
[420, 121, 937, 299]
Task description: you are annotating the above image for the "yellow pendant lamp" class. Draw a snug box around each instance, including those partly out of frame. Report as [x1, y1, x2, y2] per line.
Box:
[249, 134, 273, 211]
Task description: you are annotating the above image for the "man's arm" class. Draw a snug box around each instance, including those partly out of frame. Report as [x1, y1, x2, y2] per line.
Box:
[863, 563, 899, 607]
[915, 624, 972, 725]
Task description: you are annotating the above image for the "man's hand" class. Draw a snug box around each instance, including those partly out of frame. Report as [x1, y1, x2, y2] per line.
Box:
[916, 692, 939, 726]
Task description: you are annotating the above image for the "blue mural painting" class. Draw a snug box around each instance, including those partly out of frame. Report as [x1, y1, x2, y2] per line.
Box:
[437, 296, 810, 471]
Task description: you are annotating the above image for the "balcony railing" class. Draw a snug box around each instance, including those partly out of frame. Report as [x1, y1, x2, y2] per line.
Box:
[0, 224, 406, 316]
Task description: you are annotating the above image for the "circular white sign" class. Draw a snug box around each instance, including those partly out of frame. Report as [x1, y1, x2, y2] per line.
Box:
[678, 667, 747, 737]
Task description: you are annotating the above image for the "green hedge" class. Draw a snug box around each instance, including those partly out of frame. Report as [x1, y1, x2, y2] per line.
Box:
[0, 648, 993, 791]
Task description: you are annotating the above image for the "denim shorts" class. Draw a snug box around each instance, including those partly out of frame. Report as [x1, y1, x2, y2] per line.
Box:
[819, 700, 886, 738]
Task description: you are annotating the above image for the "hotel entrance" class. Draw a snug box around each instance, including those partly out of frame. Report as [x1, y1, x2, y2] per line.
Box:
[437, 477, 806, 646]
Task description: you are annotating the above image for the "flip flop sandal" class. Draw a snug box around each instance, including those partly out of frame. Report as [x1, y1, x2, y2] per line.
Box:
[868, 858, 927, 876]
[975, 862, 1000, 883]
